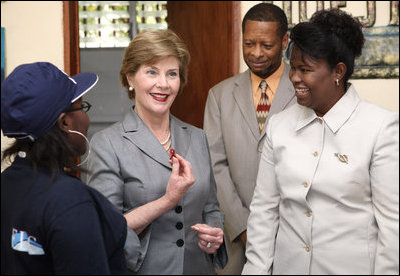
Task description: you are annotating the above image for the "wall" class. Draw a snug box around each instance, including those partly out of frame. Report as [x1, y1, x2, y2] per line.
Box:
[1, 1, 64, 171]
[241, 1, 399, 113]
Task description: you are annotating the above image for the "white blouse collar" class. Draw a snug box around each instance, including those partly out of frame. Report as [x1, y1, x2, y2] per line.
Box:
[295, 84, 361, 133]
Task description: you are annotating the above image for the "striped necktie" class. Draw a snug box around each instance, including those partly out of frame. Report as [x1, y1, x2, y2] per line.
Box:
[256, 80, 271, 133]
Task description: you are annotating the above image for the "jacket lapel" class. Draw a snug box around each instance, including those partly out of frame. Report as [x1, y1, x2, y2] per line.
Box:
[268, 63, 295, 117]
[233, 70, 260, 140]
[261, 63, 296, 136]
[170, 116, 191, 159]
[122, 108, 172, 169]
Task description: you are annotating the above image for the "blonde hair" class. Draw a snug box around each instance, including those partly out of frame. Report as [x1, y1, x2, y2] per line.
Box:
[120, 29, 190, 99]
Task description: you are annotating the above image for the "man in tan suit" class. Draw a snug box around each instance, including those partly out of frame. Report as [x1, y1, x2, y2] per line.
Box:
[203, 3, 295, 274]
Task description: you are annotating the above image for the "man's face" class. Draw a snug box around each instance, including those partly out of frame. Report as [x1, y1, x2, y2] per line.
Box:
[242, 20, 288, 78]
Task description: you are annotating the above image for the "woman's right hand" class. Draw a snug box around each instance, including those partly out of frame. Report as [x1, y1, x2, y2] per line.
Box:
[124, 153, 195, 235]
[164, 153, 195, 206]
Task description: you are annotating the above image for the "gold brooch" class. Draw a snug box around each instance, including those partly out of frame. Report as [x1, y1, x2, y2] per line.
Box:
[334, 153, 348, 164]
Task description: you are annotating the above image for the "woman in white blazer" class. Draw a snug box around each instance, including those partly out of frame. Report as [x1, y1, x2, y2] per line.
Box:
[87, 29, 227, 274]
[242, 9, 399, 275]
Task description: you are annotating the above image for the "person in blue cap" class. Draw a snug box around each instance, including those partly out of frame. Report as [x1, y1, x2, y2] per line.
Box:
[1, 62, 128, 274]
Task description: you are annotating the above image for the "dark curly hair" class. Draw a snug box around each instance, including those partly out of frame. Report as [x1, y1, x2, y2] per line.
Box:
[287, 9, 365, 85]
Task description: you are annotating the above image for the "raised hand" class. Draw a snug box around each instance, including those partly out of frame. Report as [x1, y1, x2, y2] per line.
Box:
[165, 153, 195, 205]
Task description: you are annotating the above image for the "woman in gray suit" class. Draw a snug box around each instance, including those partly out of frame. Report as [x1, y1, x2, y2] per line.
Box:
[87, 29, 227, 274]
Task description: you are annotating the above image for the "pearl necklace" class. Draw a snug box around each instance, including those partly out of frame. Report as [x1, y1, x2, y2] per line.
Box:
[165, 141, 172, 152]
[160, 132, 171, 145]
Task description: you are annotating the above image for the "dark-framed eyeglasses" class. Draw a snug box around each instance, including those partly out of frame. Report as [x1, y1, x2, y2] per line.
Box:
[66, 101, 92, 113]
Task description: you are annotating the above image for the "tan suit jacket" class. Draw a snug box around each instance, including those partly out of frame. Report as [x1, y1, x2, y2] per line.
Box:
[203, 64, 295, 273]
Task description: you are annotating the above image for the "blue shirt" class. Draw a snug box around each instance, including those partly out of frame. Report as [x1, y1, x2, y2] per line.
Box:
[1, 157, 127, 274]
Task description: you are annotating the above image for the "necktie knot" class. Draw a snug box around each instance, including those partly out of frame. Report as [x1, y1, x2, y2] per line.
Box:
[256, 80, 270, 133]
[259, 80, 267, 94]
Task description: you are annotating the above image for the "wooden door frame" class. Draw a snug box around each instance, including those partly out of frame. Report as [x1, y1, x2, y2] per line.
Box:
[63, 1, 240, 82]
[167, 1, 241, 128]
[63, 1, 80, 76]
[63, 1, 81, 175]
[229, 1, 241, 77]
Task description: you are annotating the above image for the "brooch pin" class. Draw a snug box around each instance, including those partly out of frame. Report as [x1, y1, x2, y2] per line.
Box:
[334, 153, 348, 164]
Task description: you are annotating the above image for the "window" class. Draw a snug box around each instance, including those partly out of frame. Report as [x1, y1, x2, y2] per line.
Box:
[136, 1, 167, 32]
[79, 1, 167, 48]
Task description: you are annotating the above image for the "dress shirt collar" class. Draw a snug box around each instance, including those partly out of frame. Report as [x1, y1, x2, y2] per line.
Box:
[250, 60, 285, 96]
[295, 84, 361, 133]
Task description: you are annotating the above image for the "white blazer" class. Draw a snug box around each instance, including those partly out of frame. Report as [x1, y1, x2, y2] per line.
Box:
[242, 85, 399, 275]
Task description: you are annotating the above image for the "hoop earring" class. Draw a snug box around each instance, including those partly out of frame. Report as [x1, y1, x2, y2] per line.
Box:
[68, 130, 90, 166]
[335, 79, 339, 87]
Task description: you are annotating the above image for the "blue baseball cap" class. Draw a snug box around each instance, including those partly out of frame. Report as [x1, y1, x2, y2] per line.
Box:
[1, 62, 98, 141]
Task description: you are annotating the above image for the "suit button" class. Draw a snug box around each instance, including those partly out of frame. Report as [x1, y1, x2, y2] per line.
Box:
[302, 182, 308, 188]
[176, 239, 184, 247]
[176, 222, 183, 230]
[306, 211, 312, 217]
[305, 245, 311, 252]
[175, 205, 182, 213]
[313, 151, 319, 157]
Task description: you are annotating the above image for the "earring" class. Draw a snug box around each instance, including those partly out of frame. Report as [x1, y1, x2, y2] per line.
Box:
[335, 79, 339, 87]
[129, 86, 134, 91]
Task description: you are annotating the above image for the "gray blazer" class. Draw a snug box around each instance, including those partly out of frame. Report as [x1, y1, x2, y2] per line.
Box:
[203, 65, 295, 243]
[87, 108, 227, 274]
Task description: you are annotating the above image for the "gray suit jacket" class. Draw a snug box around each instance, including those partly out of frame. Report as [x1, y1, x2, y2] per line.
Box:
[87, 108, 227, 274]
[203, 64, 295, 243]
